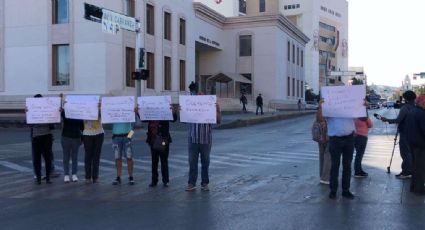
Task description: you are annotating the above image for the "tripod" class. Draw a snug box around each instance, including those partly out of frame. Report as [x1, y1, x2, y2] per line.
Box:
[387, 131, 399, 174]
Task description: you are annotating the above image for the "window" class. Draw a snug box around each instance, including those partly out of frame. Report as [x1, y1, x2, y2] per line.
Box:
[297, 80, 299, 97]
[146, 4, 155, 35]
[239, 0, 247, 14]
[301, 50, 304, 67]
[179, 60, 186, 91]
[239, 35, 252, 56]
[125, 47, 135, 88]
[287, 41, 290, 61]
[259, 0, 266, 12]
[125, 0, 135, 17]
[164, 12, 171, 40]
[300, 81, 304, 98]
[292, 44, 295, 63]
[164, 56, 171, 90]
[292, 78, 295, 96]
[179, 18, 186, 45]
[319, 22, 336, 32]
[296, 4, 300, 8]
[284, 5, 288, 10]
[287, 77, 290, 97]
[52, 44, 70, 86]
[297, 47, 299, 65]
[146, 52, 155, 89]
[52, 0, 69, 24]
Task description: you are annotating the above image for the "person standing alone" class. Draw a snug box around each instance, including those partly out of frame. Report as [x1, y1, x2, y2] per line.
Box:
[256, 93, 263, 115]
[240, 94, 248, 113]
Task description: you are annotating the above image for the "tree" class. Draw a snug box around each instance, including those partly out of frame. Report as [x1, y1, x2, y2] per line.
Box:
[351, 77, 364, 85]
[305, 89, 319, 102]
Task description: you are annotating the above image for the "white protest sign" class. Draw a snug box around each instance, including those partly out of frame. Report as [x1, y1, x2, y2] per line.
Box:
[137, 96, 173, 121]
[26, 97, 61, 124]
[101, 96, 135, 124]
[64, 95, 100, 120]
[321, 85, 367, 118]
[179, 95, 217, 124]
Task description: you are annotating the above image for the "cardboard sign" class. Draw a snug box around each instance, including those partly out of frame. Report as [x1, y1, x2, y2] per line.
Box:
[26, 97, 61, 124]
[137, 96, 173, 121]
[101, 96, 135, 124]
[321, 85, 367, 118]
[179, 95, 217, 124]
[64, 95, 99, 120]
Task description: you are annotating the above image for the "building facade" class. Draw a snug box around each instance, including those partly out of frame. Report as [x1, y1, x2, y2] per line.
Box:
[281, 0, 348, 94]
[0, 0, 308, 109]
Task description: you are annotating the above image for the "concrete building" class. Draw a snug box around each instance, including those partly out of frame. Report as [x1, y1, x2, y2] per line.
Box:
[281, 0, 348, 94]
[0, 0, 308, 110]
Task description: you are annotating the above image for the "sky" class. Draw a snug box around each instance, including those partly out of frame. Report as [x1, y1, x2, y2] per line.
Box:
[348, 0, 425, 87]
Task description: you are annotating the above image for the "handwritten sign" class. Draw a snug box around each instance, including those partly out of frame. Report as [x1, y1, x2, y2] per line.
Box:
[137, 96, 173, 121]
[321, 85, 366, 118]
[101, 96, 135, 124]
[64, 95, 99, 120]
[26, 97, 61, 124]
[179, 95, 217, 124]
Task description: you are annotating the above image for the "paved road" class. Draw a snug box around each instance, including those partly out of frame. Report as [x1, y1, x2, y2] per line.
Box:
[0, 108, 424, 230]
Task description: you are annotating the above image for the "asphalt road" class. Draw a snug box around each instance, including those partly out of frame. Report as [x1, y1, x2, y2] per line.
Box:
[0, 108, 424, 230]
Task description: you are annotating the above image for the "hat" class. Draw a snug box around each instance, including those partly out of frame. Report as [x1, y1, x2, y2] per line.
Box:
[416, 95, 425, 105]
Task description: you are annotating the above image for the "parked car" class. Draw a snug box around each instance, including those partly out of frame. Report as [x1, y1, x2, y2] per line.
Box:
[386, 101, 395, 108]
[305, 101, 319, 110]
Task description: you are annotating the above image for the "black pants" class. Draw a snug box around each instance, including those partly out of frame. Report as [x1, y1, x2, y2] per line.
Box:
[242, 103, 247, 112]
[329, 135, 355, 193]
[354, 135, 368, 174]
[411, 147, 425, 193]
[256, 105, 263, 115]
[83, 134, 104, 180]
[150, 146, 169, 184]
[32, 134, 52, 180]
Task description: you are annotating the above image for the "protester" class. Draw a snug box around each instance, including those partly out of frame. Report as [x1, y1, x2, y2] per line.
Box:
[256, 93, 263, 115]
[186, 97, 221, 192]
[111, 122, 135, 185]
[28, 94, 53, 184]
[381, 90, 416, 179]
[313, 101, 331, 184]
[405, 95, 425, 194]
[240, 94, 248, 113]
[145, 106, 178, 187]
[353, 116, 372, 178]
[188, 81, 198, 95]
[60, 95, 84, 183]
[82, 113, 104, 184]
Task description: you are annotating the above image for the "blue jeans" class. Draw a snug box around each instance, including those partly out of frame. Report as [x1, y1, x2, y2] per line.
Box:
[354, 135, 368, 174]
[112, 136, 133, 160]
[61, 137, 81, 175]
[399, 132, 412, 175]
[188, 143, 211, 186]
[329, 135, 355, 193]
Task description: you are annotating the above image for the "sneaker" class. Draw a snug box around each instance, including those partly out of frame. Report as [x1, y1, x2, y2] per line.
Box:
[71, 174, 78, 182]
[129, 176, 135, 185]
[320, 180, 330, 185]
[201, 184, 210, 191]
[395, 173, 412, 179]
[354, 171, 368, 178]
[185, 184, 196, 192]
[64, 175, 70, 183]
[329, 192, 337, 199]
[112, 177, 121, 185]
[342, 191, 355, 199]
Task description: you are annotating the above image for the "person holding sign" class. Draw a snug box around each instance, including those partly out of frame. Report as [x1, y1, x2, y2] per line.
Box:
[111, 122, 135, 186]
[144, 106, 178, 187]
[185, 98, 222, 192]
[60, 94, 84, 183]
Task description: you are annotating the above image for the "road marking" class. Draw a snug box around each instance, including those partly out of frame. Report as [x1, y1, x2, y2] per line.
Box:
[0, 161, 32, 172]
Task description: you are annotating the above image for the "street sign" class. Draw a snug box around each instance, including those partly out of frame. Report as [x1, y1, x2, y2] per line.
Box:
[102, 9, 137, 32]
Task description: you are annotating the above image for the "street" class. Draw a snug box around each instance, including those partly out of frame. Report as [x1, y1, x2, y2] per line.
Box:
[0, 108, 424, 230]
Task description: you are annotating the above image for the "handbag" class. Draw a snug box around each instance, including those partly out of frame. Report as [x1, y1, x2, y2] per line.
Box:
[152, 134, 168, 152]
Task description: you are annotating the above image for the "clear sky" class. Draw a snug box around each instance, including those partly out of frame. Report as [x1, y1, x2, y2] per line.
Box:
[348, 0, 425, 87]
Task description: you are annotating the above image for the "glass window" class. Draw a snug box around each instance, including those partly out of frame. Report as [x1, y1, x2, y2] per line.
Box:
[239, 0, 247, 14]
[284, 5, 288, 10]
[126, 47, 135, 88]
[296, 4, 300, 8]
[292, 44, 295, 63]
[179, 18, 186, 45]
[301, 50, 304, 67]
[287, 77, 290, 97]
[292, 78, 295, 96]
[125, 0, 135, 17]
[164, 56, 171, 90]
[179, 60, 186, 91]
[287, 41, 290, 61]
[259, 0, 265, 12]
[146, 52, 155, 89]
[297, 47, 299, 65]
[146, 4, 155, 35]
[239, 35, 252, 56]
[52, 45, 70, 86]
[164, 12, 171, 40]
[52, 0, 69, 24]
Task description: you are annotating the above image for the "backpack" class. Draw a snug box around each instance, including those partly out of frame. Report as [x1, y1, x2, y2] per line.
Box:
[312, 121, 327, 143]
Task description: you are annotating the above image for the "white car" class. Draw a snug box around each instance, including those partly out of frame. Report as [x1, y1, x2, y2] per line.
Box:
[305, 101, 319, 110]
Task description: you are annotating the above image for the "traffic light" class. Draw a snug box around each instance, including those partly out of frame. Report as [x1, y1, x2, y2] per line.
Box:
[138, 48, 145, 69]
[131, 70, 149, 80]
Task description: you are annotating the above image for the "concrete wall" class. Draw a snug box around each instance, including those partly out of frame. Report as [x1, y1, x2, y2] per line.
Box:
[193, 0, 238, 17]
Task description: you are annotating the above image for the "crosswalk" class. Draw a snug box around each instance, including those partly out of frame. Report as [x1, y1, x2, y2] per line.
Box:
[0, 135, 400, 175]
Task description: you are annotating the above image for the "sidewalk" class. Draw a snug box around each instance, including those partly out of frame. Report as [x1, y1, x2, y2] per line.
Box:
[0, 110, 316, 129]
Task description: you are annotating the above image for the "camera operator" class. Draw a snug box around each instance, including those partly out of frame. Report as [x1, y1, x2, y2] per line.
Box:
[405, 95, 425, 194]
[380, 90, 416, 179]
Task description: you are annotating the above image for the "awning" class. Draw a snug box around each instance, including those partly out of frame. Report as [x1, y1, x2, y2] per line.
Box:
[207, 72, 252, 84]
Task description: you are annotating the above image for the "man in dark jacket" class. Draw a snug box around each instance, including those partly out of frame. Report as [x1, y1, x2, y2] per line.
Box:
[240, 94, 248, 113]
[256, 93, 263, 115]
[405, 95, 425, 194]
[381, 90, 416, 179]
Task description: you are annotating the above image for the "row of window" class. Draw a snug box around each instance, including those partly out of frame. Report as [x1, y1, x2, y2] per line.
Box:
[319, 36, 335, 45]
[283, 4, 300, 10]
[320, 6, 342, 18]
[319, 22, 336, 32]
[287, 41, 304, 67]
[287, 77, 304, 98]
